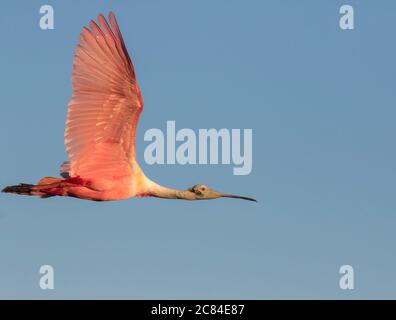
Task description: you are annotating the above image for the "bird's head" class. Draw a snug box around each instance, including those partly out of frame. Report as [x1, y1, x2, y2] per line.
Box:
[186, 184, 257, 202]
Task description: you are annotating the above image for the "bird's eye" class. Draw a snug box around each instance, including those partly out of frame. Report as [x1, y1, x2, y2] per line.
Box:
[201, 187, 206, 191]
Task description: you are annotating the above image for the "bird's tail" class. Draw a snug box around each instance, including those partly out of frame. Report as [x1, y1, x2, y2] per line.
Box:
[2, 177, 64, 198]
[2, 183, 37, 196]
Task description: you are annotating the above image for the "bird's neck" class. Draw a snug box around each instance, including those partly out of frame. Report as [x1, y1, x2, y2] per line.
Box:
[142, 177, 194, 200]
[132, 162, 193, 200]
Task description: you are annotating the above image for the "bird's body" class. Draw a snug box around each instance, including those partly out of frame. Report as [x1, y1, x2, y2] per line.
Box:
[37, 170, 149, 201]
[2, 13, 256, 203]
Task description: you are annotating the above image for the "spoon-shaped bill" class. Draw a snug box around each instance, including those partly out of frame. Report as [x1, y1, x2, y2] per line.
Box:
[221, 193, 257, 202]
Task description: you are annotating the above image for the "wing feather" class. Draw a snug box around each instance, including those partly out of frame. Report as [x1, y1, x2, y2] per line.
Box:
[64, 13, 144, 187]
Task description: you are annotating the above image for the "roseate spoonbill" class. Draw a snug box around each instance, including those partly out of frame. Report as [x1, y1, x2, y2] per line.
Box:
[2, 13, 256, 202]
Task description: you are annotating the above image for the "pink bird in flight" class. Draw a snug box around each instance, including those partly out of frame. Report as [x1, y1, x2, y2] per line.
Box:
[3, 13, 256, 202]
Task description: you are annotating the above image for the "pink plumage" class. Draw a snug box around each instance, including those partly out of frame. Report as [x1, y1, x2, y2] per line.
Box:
[2, 13, 256, 203]
[64, 13, 145, 198]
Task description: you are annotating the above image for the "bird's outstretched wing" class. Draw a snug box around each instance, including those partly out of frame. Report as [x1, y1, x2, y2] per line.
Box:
[64, 12, 144, 188]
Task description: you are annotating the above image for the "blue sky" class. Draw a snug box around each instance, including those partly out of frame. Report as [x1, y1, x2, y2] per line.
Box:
[0, 0, 395, 299]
